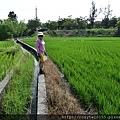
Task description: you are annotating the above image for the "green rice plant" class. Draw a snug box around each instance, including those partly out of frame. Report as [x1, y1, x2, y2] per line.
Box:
[24, 36, 120, 114]
[2, 52, 34, 114]
[45, 37, 120, 114]
[0, 41, 22, 81]
[0, 40, 14, 48]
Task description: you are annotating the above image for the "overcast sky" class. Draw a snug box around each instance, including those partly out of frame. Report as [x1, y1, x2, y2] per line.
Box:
[0, 0, 119, 23]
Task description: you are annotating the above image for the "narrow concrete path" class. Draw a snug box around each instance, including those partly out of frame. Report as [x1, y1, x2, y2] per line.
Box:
[37, 74, 48, 115]
[21, 43, 48, 115]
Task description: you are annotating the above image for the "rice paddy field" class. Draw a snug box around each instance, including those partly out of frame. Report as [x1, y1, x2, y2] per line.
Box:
[0, 40, 23, 81]
[47, 37, 120, 114]
[1, 37, 119, 115]
[24, 36, 120, 114]
[0, 40, 34, 114]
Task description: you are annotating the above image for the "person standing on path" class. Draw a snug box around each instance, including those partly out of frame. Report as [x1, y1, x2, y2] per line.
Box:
[36, 32, 47, 74]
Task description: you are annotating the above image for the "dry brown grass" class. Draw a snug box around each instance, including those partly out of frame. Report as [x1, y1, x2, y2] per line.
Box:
[44, 57, 87, 114]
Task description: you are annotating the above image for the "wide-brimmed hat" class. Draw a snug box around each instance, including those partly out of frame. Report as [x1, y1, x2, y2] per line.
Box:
[38, 32, 43, 36]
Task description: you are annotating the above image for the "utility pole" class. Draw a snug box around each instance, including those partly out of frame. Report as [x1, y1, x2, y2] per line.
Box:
[35, 6, 37, 20]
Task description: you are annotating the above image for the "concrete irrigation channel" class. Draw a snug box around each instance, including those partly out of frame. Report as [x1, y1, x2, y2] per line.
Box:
[16, 39, 48, 115]
[0, 39, 48, 118]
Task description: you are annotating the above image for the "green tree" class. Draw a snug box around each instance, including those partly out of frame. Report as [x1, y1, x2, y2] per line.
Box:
[62, 21, 75, 30]
[94, 21, 102, 28]
[27, 19, 41, 36]
[101, 3, 112, 28]
[0, 19, 12, 40]
[108, 16, 117, 28]
[101, 18, 109, 28]
[57, 16, 64, 30]
[8, 11, 17, 21]
[0, 19, 27, 40]
[61, 16, 75, 30]
[75, 16, 87, 29]
[18, 20, 27, 36]
[89, 1, 97, 28]
[44, 21, 58, 30]
[116, 20, 120, 36]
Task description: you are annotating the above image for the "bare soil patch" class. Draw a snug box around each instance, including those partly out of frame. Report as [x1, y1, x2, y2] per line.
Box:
[44, 57, 96, 114]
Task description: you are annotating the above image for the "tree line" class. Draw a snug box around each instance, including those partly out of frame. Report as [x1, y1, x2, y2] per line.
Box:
[42, 1, 120, 34]
[0, 1, 120, 40]
[0, 11, 42, 40]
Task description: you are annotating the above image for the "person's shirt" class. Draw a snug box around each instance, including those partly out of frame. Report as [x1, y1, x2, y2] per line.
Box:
[36, 39, 45, 54]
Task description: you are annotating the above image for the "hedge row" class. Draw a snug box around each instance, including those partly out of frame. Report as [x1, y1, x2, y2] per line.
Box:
[47, 29, 118, 37]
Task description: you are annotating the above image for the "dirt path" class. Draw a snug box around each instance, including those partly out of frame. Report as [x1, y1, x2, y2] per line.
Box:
[44, 57, 96, 114]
